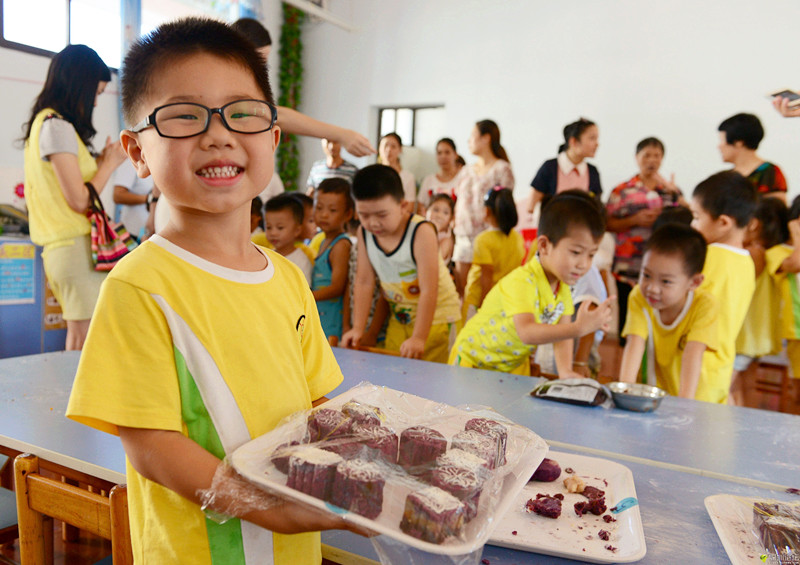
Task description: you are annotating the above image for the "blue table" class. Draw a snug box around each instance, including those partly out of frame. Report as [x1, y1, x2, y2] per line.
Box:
[2, 349, 799, 564]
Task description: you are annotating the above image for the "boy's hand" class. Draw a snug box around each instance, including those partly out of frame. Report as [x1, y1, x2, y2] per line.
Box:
[340, 328, 362, 349]
[789, 219, 800, 245]
[575, 297, 614, 336]
[399, 336, 426, 359]
[632, 207, 660, 227]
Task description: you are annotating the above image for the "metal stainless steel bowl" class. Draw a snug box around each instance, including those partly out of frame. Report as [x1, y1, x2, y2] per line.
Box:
[607, 382, 666, 412]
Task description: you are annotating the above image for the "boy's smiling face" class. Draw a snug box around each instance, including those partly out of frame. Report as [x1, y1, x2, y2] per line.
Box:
[122, 52, 280, 219]
[639, 250, 703, 321]
[538, 225, 598, 287]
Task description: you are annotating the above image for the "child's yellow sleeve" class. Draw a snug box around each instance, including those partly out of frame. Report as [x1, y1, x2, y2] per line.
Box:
[766, 244, 792, 279]
[621, 285, 649, 339]
[685, 291, 719, 351]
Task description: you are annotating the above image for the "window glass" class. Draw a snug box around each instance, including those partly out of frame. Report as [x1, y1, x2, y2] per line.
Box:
[395, 108, 414, 146]
[70, 0, 121, 68]
[2, 0, 67, 53]
[379, 109, 396, 138]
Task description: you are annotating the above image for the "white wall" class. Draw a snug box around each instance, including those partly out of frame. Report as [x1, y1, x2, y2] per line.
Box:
[297, 0, 800, 203]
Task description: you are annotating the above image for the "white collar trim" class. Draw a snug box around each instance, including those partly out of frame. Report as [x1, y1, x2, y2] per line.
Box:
[557, 151, 588, 176]
[653, 290, 694, 330]
[708, 242, 751, 257]
[149, 234, 275, 284]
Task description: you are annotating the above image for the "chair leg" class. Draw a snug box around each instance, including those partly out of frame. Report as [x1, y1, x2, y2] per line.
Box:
[109, 485, 133, 565]
[14, 454, 47, 565]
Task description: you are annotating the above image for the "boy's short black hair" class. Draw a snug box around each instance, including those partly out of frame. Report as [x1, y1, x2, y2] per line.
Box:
[317, 178, 354, 211]
[290, 192, 313, 210]
[265, 193, 304, 225]
[231, 18, 271, 47]
[120, 17, 274, 126]
[645, 224, 707, 276]
[718, 113, 764, 150]
[692, 171, 757, 228]
[352, 164, 404, 202]
[652, 205, 693, 232]
[539, 189, 606, 245]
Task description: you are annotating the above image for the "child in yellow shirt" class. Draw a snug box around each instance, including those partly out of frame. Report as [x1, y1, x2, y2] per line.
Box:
[462, 187, 525, 321]
[766, 196, 800, 381]
[731, 197, 788, 404]
[66, 17, 357, 564]
[619, 224, 720, 398]
[689, 171, 757, 403]
[265, 193, 313, 283]
[450, 190, 613, 376]
[342, 164, 461, 362]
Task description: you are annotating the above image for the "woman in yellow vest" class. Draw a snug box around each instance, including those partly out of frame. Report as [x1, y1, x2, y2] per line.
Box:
[22, 44, 127, 350]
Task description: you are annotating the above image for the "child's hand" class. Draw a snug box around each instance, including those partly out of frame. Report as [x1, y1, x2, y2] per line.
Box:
[632, 207, 660, 227]
[399, 336, 426, 359]
[575, 297, 614, 336]
[340, 328, 362, 349]
[789, 219, 800, 245]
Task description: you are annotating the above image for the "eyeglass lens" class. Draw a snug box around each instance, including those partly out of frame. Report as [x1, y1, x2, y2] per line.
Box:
[155, 100, 274, 137]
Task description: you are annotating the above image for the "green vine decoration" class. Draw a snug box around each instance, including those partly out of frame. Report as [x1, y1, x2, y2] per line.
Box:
[276, 3, 304, 192]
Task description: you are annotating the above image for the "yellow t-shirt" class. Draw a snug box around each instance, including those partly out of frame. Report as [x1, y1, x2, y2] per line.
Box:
[452, 257, 574, 372]
[24, 109, 98, 246]
[464, 228, 525, 309]
[735, 265, 782, 357]
[67, 236, 342, 565]
[698, 243, 756, 402]
[622, 285, 719, 398]
[766, 243, 800, 340]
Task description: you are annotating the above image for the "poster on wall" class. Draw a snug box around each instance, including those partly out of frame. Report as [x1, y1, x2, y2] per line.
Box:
[0, 242, 35, 305]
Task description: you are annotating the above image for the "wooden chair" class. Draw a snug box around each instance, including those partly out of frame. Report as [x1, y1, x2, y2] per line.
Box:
[328, 335, 402, 357]
[14, 454, 133, 565]
[752, 359, 795, 414]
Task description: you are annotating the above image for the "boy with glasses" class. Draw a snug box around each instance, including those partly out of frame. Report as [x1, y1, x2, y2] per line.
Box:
[67, 18, 360, 564]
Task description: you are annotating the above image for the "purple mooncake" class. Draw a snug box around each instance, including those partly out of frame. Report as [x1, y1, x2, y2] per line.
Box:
[307, 408, 352, 443]
[451, 430, 498, 470]
[329, 459, 386, 519]
[285, 447, 342, 501]
[399, 486, 467, 543]
[341, 400, 383, 427]
[270, 440, 301, 474]
[355, 423, 399, 463]
[398, 426, 447, 472]
[430, 465, 482, 520]
[464, 418, 508, 467]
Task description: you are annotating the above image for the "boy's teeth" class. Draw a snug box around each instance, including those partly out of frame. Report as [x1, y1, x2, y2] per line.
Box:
[198, 166, 240, 178]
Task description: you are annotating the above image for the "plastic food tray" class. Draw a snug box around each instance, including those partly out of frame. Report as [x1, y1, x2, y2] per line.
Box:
[231, 382, 548, 555]
[489, 451, 646, 563]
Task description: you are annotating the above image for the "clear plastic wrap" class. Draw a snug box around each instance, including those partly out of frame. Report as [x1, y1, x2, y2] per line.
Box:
[230, 382, 549, 562]
[197, 459, 282, 524]
[705, 494, 800, 564]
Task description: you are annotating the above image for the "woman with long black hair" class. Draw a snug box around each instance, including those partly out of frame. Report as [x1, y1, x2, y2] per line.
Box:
[22, 44, 126, 350]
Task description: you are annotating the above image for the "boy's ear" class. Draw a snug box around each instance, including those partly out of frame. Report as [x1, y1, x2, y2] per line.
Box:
[401, 199, 412, 214]
[688, 272, 704, 290]
[536, 234, 551, 256]
[271, 126, 281, 153]
[717, 214, 735, 231]
[120, 131, 151, 179]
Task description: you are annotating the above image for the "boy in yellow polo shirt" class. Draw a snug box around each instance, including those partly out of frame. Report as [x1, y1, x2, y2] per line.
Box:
[619, 224, 720, 398]
[688, 171, 757, 404]
[449, 190, 614, 376]
[66, 18, 360, 565]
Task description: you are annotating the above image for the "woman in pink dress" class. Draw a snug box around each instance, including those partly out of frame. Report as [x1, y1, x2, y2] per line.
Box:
[453, 119, 514, 294]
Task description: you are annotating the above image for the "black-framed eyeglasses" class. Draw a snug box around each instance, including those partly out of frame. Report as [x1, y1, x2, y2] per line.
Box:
[129, 99, 277, 139]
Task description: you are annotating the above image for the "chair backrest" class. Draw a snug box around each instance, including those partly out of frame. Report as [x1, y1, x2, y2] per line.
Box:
[14, 453, 132, 565]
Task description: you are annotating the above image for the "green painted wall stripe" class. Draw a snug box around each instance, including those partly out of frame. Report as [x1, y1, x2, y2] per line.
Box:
[174, 347, 246, 564]
[790, 274, 800, 338]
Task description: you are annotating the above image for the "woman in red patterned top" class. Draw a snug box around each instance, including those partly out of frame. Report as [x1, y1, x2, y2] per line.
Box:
[718, 113, 787, 203]
[606, 137, 684, 339]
